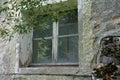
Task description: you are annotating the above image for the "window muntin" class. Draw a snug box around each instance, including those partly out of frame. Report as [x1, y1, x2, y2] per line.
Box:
[32, 9, 78, 65]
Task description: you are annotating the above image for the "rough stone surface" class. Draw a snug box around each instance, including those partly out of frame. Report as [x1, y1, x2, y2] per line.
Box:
[91, 0, 120, 66]
[91, 0, 120, 37]
[78, 0, 93, 74]
[0, 0, 120, 80]
[0, 38, 11, 80]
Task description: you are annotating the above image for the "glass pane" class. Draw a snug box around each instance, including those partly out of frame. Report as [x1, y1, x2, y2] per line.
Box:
[59, 23, 78, 35]
[58, 36, 78, 63]
[59, 9, 78, 35]
[33, 17, 53, 38]
[32, 39, 52, 63]
[33, 25, 52, 38]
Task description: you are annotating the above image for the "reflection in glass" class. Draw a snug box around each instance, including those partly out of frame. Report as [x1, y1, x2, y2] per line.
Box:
[58, 36, 78, 63]
[32, 39, 52, 63]
[59, 9, 78, 35]
[33, 15, 53, 38]
[59, 23, 78, 35]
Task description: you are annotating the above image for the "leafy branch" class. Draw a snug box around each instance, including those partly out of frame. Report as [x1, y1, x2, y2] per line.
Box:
[0, 0, 77, 38]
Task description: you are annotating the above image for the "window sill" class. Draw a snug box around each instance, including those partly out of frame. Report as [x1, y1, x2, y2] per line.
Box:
[18, 67, 79, 75]
[29, 63, 79, 67]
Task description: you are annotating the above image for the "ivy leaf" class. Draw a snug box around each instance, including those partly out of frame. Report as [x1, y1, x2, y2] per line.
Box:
[3, 1, 8, 5]
[0, 28, 8, 37]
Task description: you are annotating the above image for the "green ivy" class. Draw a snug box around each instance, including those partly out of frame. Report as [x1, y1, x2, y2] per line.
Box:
[0, 0, 77, 38]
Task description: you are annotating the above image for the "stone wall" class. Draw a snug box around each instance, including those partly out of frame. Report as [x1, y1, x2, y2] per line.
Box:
[91, 0, 120, 65]
[0, 0, 119, 80]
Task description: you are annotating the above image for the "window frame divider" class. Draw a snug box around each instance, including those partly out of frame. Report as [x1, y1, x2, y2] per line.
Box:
[52, 21, 59, 63]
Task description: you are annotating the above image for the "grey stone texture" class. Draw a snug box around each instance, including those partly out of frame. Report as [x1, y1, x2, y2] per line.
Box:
[91, 0, 120, 37]
[91, 0, 120, 65]
[0, 0, 120, 80]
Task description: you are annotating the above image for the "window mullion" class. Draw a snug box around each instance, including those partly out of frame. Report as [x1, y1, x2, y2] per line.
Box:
[52, 22, 58, 64]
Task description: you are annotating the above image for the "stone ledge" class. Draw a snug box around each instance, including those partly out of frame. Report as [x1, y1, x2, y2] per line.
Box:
[17, 67, 80, 76]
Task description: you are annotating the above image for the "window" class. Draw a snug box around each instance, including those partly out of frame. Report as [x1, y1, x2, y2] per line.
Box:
[32, 9, 78, 66]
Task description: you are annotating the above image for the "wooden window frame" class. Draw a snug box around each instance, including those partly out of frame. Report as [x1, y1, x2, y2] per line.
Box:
[31, 11, 79, 66]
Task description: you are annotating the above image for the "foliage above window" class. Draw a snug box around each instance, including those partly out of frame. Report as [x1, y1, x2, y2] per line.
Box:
[0, 0, 77, 38]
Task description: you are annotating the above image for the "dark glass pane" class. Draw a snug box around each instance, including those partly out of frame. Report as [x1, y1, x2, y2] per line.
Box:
[58, 36, 78, 63]
[59, 23, 78, 35]
[33, 16, 52, 38]
[59, 9, 78, 35]
[32, 39, 52, 63]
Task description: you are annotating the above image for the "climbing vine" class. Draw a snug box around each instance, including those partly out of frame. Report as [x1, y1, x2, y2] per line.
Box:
[0, 0, 77, 38]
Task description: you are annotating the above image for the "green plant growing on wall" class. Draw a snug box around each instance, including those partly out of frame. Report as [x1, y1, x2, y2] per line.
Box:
[0, 0, 77, 62]
[0, 0, 77, 38]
